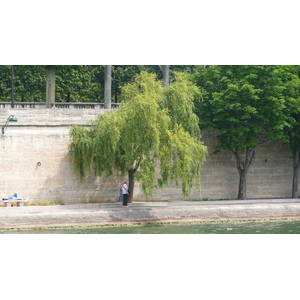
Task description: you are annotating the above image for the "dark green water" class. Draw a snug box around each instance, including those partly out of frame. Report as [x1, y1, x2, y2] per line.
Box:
[1, 219, 300, 234]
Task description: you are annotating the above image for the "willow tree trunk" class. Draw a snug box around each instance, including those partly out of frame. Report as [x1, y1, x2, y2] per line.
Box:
[234, 148, 256, 200]
[41, 66, 55, 108]
[128, 169, 136, 203]
[292, 151, 300, 198]
[162, 65, 169, 87]
[104, 65, 112, 109]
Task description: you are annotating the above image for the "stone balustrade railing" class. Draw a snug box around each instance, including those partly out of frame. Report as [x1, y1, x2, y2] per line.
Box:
[0, 102, 120, 109]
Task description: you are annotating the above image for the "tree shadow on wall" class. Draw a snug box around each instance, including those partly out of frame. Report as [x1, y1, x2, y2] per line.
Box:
[39, 153, 127, 205]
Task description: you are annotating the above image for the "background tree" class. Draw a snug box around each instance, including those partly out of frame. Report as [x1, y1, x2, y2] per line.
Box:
[69, 72, 207, 201]
[278, 65, 300, 198]
[110, 65, 142, 102]
[41, 65, 55, 107]
[42, 65, 105, 105]
[55, 65, 99, 102]
[104, 65, 112, 109]
[0, 65, 199, 104]
[194, 65, 287, 200]
[16, 66, 45, 102]
[0, 65, 15, 101]
[0, 65, 45, 102]
[11, 65, 15, 107]
[162, 65, 169, 87]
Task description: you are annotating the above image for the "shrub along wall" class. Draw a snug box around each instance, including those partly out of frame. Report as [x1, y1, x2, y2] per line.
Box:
[0, 109, 294, 204]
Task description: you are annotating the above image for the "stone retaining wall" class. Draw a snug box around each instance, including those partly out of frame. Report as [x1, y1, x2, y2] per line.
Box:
[0, 108, 295, 204]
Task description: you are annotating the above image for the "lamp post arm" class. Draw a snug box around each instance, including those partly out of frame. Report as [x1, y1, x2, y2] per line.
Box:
[2, 115, 16, 135]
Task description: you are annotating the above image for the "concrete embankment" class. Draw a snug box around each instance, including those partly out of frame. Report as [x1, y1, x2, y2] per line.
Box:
[1, 199, 300, 229]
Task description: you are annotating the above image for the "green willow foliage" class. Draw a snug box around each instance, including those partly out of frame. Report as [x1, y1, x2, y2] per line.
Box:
[162, 72, 201, 138]
[69, 72, 207, 199]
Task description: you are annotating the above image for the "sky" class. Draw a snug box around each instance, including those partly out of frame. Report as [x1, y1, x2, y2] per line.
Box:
[1, 1, 299, 65]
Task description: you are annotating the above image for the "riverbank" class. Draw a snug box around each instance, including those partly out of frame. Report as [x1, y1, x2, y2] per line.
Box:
[1, 198, 300, 229]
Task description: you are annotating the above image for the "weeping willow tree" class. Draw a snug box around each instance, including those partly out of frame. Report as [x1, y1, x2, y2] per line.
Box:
[69, 72, 207, 202]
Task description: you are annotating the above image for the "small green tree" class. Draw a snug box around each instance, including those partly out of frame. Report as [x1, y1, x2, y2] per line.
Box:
[69, 72, 207, 201]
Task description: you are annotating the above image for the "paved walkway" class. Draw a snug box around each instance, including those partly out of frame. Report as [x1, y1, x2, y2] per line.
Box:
[1, 199, 300, 229]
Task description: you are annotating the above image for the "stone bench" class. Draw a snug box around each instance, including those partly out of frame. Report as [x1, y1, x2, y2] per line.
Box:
[2, 199, 28, 207]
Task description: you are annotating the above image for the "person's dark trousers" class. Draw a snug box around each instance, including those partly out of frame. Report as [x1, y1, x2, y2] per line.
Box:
[123, 194, 128, 206]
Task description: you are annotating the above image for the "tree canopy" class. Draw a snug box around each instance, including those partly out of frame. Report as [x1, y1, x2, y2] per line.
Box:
[69, 72, 207, 200]
[277, 65, 300, 197]
[194, 65, 288, 199]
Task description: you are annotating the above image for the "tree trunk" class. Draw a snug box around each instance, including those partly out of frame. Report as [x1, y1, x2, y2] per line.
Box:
[292, 151, 300, 198]
[41, 66, 56, 108]
[238, 168, 247, 200]
[104, 65, 112, 109]
[128, 169, 136, 203]
[162, 65, 169, 87]
[233, 148, 256, 200]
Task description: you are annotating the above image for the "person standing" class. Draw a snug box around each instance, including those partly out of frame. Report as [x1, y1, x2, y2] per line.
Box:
[118, 186, 123, 205]
[122, 181, 129, 207]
